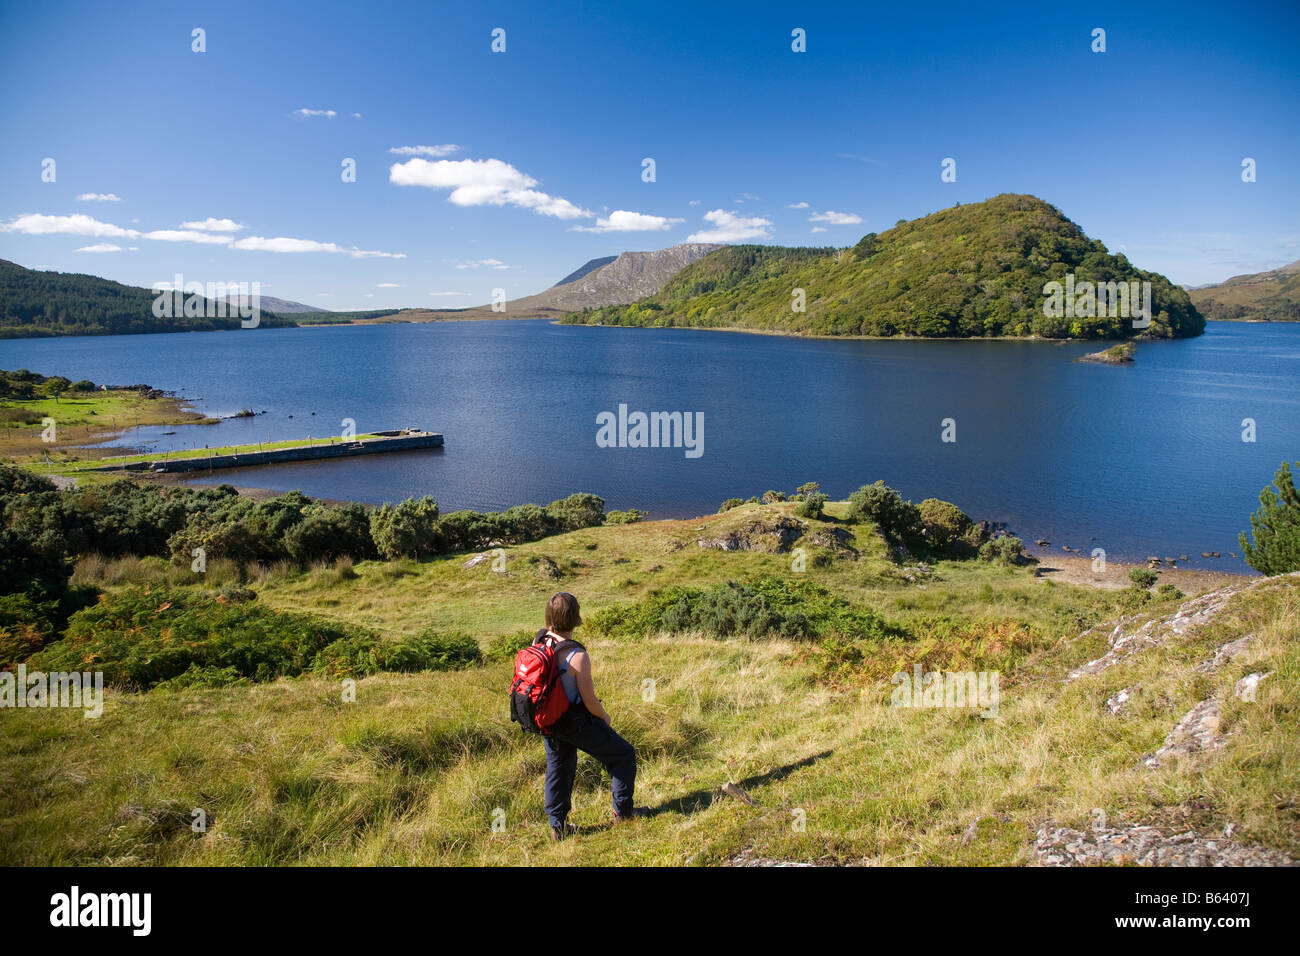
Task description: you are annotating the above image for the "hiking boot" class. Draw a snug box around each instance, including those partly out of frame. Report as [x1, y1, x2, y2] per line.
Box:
[550, 822, 577, 841]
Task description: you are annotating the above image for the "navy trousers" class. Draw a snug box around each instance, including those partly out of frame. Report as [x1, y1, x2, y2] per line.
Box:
[543, 703, 637, 827]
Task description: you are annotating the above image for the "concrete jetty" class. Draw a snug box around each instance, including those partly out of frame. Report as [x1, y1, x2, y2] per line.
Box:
[91, 429, 443, 473]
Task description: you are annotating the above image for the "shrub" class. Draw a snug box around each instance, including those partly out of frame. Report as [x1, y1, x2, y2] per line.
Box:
[0, 606, 48, 668]
[1117, 586, 1152, 612]
[497, 503, 548, 541]
[543, 493, 606, 533]
[1239, 461, 1300, 574]
[847, 481, 921, 539]
[33, 587, 369, 690]
[1128, 567, 1159, 589]
[658, 581, 801, 638]
[311, 629, 482, 677]
[795, 492, 827, 519]
[918, 498, 973, 551]
[369, 496, 440, 560]
[605, 509, 647, 525]
[718, 498, 744, 513]
[284, 504, 374, 563]
[1156, 583, 1185, 600]
[154, 664, 247, 691]
[483, 629, 536, 663]
[590, 577, 898, 643]
[761, 490, 786, 504]
[978, 535, 1024, 565]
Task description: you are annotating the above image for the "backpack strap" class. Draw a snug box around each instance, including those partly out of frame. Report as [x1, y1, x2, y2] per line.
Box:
[535, 629, 586, 666]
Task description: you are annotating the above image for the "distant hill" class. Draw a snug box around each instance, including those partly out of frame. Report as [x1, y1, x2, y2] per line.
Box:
[0, 242, 721, 336]
[217, 294, 326, 314]
[385, 242, 724, 323]
[563, 195, 1205, 340]
[0, 259, 299, 337]
[1188, 260, 1300, 322]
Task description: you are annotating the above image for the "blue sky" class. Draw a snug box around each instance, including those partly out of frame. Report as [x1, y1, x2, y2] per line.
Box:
[1, 0, 1297, 309]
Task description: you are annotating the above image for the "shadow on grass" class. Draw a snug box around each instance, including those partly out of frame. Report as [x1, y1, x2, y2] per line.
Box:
[642, 748, 835, 820]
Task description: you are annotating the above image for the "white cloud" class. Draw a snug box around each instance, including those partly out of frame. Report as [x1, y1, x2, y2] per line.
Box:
[573, 210, 684, 233]
[294, 108, 337, 118]
[810, 227, 827, 233]
[389, 144, 461, 157]
[390, 157, 591, 220]
[0, 213, 138, 238]
[452, 258, 509, 270]
[180, 217, 244, 232]
[787, 201, 809, 209]
[376, 282, 404, 288]
[810, 210, 863, 225]
[76, 193, 121, 202]
[428, 291, 472, 296]
[688, 199, 701, 206]
[686, 209, 772, 243]
[230, 236, 405, 258]
[75, 243, 123, 253]
[142, 229, 234, 245]
[5, 212, 402, 259]
[352, 113, 361, 119]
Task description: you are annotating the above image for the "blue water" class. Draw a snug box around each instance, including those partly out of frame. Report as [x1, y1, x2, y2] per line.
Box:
[3, 320, 1297, 565]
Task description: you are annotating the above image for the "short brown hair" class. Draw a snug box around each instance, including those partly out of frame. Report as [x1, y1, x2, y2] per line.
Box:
[545, 592, 582, 632]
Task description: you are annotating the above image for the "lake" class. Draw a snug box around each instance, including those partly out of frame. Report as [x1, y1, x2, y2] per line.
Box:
[3, 320, 1298, 566]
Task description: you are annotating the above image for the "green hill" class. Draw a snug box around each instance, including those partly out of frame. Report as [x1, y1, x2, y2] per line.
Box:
[563, 194, 1205, 340]
[0, 260, 394, 338]
[1189, 260, 1300, 322]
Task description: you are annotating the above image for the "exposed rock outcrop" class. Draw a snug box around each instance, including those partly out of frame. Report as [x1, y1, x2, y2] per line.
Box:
[696, 517, 805, 554]
[1034, 821, 1296, 867]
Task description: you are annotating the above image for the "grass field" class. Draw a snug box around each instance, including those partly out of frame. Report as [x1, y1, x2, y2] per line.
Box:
[0, 388, 215, 463]
[1, 500, 1294, 866]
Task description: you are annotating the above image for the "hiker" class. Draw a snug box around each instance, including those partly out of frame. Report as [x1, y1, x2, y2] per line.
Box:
[533, 591, 644, 840]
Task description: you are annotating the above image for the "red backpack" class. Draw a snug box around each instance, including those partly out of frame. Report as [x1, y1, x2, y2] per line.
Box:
[509, 630, 585, 736]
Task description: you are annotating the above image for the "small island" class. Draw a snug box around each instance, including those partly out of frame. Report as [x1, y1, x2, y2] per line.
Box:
[1077, 342, 1136, 365]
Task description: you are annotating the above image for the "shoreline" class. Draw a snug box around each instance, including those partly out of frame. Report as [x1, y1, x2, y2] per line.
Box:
[0, 387, 215, 463]
[155, 473, 1257, 584]
[6, 311, 1235, 344]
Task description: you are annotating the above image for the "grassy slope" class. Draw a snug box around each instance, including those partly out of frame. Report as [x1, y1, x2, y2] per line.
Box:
[1189, 262, 1300, 322]
[1, 502, 1295, 866]
[566, 194, 1204, 340]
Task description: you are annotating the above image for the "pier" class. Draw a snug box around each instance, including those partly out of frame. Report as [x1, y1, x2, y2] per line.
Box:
[89, 429, 443, 473]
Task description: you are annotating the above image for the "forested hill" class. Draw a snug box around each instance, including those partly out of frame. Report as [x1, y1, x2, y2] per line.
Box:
[0, 259, 308, 337]
[562, 194, 1205, 340]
